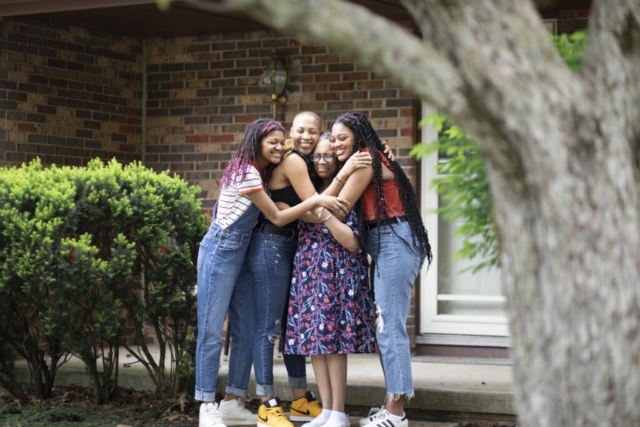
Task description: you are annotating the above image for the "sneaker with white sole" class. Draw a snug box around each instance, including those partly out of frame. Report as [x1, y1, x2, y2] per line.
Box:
[359, 407, 381, 427]
[218, 398, 256, 425]
[257, 397, 294, 427]
[200, 402, 227, 427]
[290, 391, 322, 422]
[361, 409, 408, 427]
[322, 412, 351, 427]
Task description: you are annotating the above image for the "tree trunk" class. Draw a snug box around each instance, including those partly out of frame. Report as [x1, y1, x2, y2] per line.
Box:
[195, 0, 640, 424]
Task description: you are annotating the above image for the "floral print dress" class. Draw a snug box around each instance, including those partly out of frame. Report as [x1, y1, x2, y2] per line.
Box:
[285, 210, 375, 355]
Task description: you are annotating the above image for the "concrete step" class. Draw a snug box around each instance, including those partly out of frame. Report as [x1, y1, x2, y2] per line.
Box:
[11, 348, 516, 426]
[218, 353, 515, 426]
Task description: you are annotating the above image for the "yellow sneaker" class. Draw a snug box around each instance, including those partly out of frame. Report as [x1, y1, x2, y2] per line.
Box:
[257, 398, 294, 427]
[290, 391, 322, 422]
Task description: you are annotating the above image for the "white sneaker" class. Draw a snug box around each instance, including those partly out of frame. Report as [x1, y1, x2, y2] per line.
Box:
[322, 413, 350, 427]
[361, 409, 408, 427]
[200, 402, 227, 427]
[359, 407, 381, 427]
[218, 398, 257, 425]
[302, 409, 332, 427]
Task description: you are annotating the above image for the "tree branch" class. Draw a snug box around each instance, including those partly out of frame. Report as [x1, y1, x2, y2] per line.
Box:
[582, 0, 640, 174]
[401, 0, 581, 170]
[199, 0, 469, 118]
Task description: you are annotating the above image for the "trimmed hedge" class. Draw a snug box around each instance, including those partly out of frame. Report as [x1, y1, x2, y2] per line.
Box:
[0, 158, 207, 403]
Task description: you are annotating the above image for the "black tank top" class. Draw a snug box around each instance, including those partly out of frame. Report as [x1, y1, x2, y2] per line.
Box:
[259, 185, 302, 230]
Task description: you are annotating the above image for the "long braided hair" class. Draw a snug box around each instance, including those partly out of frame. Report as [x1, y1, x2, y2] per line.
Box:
[221, 118, 285, 190]
[332, 111, 432, 266]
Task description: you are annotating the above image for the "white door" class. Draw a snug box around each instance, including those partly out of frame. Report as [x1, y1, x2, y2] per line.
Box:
[419, 103, 509, 337]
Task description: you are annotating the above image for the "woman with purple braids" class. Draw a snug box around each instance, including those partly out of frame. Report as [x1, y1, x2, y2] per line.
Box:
[195, 118, 349, 427]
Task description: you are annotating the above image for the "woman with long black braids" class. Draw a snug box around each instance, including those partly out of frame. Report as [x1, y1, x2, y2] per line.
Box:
[329, 111, 432, 427]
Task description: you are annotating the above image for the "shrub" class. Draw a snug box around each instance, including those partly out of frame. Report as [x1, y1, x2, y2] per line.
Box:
[0, 158, 206, 402]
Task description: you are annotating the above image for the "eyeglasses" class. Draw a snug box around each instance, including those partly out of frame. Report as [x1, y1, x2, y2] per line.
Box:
[311, 153, 336, 162]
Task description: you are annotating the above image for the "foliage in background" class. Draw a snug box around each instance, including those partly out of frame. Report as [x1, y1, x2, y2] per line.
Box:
[0, 159, 206, 403]
[411, 31, 586, 271]
[0, 160, 75, 402]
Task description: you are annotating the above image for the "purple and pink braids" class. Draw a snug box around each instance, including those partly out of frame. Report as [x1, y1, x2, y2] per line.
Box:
[220, 118, 285, 190]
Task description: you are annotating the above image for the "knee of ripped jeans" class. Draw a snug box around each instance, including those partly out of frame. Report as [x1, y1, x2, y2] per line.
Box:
[267, 319, 283, 344]
[375, 304, 385, 334]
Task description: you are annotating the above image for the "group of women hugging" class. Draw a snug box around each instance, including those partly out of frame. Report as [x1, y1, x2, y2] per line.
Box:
[195, 111, 432, 427]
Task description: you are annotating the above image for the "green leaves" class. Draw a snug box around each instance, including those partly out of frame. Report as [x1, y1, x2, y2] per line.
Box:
[0, 158, 207, 401]
[156, 0, 174, 11]
[552, 31, 586, 71]
[415, 32, 586, 271]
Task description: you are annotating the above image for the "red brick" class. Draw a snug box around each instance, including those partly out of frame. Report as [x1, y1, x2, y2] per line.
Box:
[329, 82, 355, 91]
[316, 92, 340, 101]
[18, 123, 37, 132]
[234, 114, 260, 123]
[357, 81, 384, 90]
[210, 134, 234, 143]
[186, 134, 208, 143]
[315, 74, 340, 83]
[84, 65, 102, 74]
[314, 53, 340, 64]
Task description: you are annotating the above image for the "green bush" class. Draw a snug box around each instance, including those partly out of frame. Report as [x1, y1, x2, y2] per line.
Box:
[411, 31, 586, 271]
[0, 158, 207, 403]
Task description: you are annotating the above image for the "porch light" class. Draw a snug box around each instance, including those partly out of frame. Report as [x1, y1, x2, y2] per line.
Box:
[262, 55, 288, 119]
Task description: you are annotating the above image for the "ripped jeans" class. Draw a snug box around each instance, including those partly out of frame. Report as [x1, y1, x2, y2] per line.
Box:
[248, 228, 307, 396]
[367, 220, 423, 399]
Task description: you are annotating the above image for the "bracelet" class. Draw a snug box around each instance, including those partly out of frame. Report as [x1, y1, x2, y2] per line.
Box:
[333, 176, 345, 185]
[321, 213, 333, 223]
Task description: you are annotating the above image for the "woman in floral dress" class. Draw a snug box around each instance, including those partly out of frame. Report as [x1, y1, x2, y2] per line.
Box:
[285, 133, 375, 427]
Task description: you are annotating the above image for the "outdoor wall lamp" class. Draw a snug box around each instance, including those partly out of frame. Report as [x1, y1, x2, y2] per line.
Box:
[262, 55, 288, 119]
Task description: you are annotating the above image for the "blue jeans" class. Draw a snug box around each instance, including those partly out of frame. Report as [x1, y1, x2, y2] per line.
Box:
[195, 204, 259, 401]
[225, 267, 256, 397]
[248, 228, 307, 396]
[367, 220, 423, 398]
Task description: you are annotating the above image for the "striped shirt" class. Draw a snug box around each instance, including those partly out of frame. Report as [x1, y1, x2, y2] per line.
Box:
[216, 166, 264, 229]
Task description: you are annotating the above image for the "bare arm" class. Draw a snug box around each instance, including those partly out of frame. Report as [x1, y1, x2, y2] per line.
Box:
[321, 213, 360, 252]
[334, 166, 374, 217]
[247, 191, 349, 227]
[280, 154, 318, 201]
[321, 152, 372, 197]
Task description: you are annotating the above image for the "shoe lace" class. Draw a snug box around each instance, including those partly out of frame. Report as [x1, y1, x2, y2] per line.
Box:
[307, 399, 322, 410]
[367, 407, 381, 419]
[371, 410, 392, 426]
[267, 406, 288, 421]
[204, 404, 223, 425]
[233, 400, 252, 416]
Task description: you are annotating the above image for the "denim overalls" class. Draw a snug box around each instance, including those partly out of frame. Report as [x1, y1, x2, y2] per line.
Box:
[195, 200, 260, 401]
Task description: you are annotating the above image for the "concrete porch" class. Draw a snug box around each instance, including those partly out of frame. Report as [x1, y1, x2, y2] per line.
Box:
[11, 347, 516, 426]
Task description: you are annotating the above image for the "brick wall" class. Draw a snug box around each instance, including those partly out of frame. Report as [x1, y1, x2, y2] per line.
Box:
[0, 17, 143, 167]
[558, 8, 589, 33]
[144, 30, 419, 215]
[145, 29, 420, 350]
[0, 19, 421, 351]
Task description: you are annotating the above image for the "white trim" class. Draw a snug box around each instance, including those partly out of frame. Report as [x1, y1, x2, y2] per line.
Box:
[416, 334, 510, 348]
[419, 101, 440, 334]
[543, 19, 558, 36]
[437, 294, 507, 303]
[419, 100, 509, 337]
